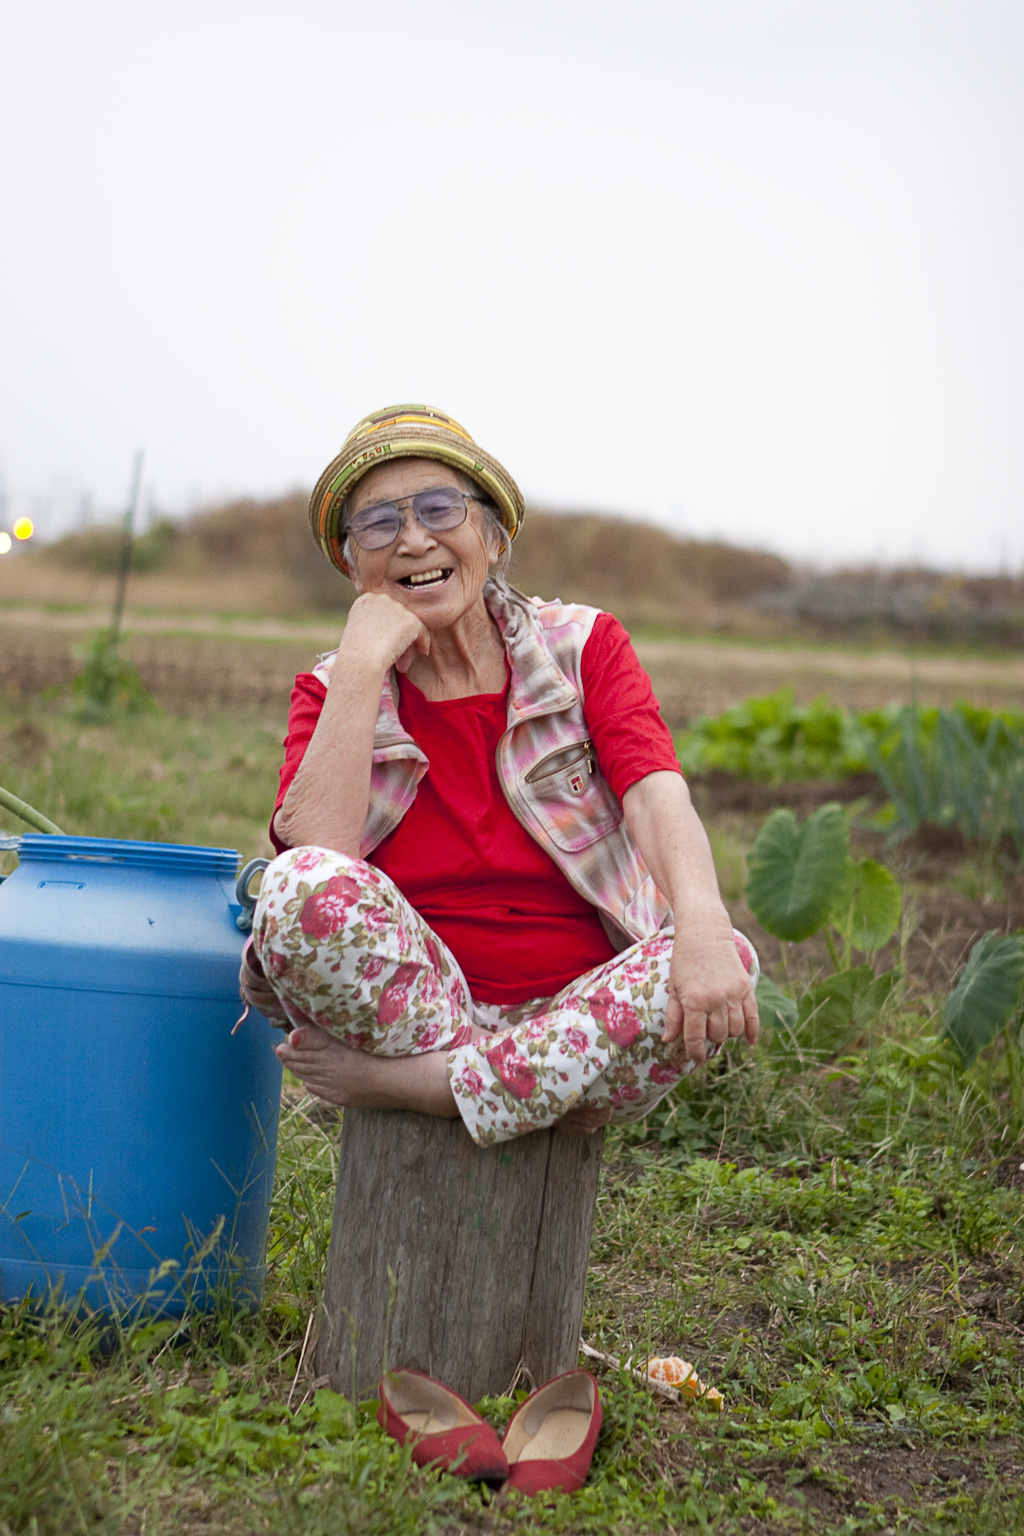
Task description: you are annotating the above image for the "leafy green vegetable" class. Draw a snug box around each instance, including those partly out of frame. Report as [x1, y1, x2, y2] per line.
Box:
[940, 932, 1024, 1069]
[678, 691, 1024, 856]
[676, 688, 868, 782]
[745, 802, 850, 942]
[746, 804, 902, 1068]
[763, 967, 896, 1062]
[830, 858, 902, 955]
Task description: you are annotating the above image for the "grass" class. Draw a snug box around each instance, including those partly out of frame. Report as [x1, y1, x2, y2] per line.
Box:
[0, 700, 283, 871]
[2, 694, 1024, 1532]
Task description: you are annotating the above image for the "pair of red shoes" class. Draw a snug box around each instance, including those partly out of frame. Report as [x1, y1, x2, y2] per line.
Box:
[378, 1367, 602, 1495]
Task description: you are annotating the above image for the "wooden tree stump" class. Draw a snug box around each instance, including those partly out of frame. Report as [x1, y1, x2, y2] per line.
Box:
[314, 1109, 604, 1403]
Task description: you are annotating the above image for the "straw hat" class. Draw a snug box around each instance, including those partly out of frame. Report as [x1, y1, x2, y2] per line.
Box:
[309, 404, 525, 575]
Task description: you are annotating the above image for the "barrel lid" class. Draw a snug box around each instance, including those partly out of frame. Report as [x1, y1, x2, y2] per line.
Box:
[17, 836, 239, 877]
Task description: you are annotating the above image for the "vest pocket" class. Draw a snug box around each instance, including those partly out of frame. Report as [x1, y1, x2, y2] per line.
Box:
[524, 740, 594, 787]
[520, 740, 623, 851]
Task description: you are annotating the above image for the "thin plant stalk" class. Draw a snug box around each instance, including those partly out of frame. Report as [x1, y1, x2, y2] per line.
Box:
[110, 449, 144, 645]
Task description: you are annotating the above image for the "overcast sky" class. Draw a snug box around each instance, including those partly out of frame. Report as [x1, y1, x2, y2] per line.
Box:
[1, 0, 1022, 570]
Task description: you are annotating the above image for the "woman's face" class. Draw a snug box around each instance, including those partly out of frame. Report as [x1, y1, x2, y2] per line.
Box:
[343, 457, 500, 629]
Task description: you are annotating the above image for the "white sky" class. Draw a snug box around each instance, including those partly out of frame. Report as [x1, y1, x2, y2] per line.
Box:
[1, 0, 1022, 571]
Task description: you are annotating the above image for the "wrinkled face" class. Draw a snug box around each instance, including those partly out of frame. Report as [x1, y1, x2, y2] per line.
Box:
[342, 457, 500, 629]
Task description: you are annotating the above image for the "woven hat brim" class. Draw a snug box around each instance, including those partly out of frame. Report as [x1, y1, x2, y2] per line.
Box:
[309, 424, 524, 577]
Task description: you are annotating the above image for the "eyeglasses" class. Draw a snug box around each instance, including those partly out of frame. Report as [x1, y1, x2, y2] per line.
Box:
[344, 486, 484, 551]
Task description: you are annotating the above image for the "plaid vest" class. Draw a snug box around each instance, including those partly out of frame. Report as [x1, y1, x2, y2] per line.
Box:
[312, 582, 671, 949]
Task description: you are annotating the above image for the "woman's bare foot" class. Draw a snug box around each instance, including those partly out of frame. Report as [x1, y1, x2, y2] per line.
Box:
[276, 1023, 359, 1104]
[276, 1024, 459, 1117]
[276, 1022, 607, 1131]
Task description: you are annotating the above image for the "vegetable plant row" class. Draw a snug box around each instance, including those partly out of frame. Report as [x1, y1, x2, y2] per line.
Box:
[676, 690, 1024, 855]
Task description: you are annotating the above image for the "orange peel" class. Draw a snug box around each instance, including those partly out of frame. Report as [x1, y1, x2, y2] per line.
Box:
[646, 1356, 724, 1411]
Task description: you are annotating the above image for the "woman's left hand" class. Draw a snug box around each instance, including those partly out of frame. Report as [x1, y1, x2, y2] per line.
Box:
[662, 921, 759, 1064]
[621, 772, 759, 1066]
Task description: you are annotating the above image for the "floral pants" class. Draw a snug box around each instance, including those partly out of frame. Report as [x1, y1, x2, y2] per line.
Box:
[253, 846, 759, 1147]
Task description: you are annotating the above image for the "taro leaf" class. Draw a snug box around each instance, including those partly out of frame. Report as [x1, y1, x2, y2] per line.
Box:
[795, 964, 874, 1057]
[755, 976, 799, 1039]
[830, 858, 902, 954]
[940, 931, 1024, 1070]
[745, 802, 850, 942]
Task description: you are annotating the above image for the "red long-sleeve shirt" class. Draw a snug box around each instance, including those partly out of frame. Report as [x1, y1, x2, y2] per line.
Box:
[272, 612, 680, 1004]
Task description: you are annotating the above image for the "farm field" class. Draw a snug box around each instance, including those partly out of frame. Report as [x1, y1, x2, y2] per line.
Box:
[4, 602, 1024, 722]
[1, 635, 1024, 1534]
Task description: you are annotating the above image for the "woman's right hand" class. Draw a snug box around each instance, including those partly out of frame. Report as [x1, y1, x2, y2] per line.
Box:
[275, 592, 427, 855]
[339, 591, 431, 677]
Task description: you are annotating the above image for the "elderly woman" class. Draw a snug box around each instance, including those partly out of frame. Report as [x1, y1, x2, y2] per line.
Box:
[243, 405, 759, 1145]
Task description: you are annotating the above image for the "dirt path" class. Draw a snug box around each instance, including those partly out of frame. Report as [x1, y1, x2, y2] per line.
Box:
[0, 601, 343, 644]
[2, 600, 1022, 721]
[634, 636, 1024, 720]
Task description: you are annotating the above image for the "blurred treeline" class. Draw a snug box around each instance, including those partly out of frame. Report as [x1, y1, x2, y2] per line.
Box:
[33, 493, 1024, 643]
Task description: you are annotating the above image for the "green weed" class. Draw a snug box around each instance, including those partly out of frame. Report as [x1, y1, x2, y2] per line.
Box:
[69, 628, 155, 723]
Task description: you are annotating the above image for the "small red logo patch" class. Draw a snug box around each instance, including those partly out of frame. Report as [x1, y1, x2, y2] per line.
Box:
[568, 771, 586, 795]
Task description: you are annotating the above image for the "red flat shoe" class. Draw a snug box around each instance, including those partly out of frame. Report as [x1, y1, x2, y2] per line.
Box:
[378, 1369, 509, 1486]
[501, 1369, 602, 1495]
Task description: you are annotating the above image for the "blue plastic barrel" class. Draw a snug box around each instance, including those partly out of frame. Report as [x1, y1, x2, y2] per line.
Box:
[0, 836, 282, 1316]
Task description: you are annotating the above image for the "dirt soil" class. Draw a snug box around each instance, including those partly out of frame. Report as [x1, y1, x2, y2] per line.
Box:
[652, 1418, 1024, 1528]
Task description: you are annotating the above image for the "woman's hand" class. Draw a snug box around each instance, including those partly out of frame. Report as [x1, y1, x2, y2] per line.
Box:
[662, 921, 759, 1064]
[238, 938, 291, 1024]
[622, 771, 759, 1065]
[340, 590, 431, 676]
[274, 594, 429, 855]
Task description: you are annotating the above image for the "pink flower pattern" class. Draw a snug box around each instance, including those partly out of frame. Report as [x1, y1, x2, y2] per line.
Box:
[254, 845, 759, 1145]
[588, 987, 643, 1048]
[460, 1067, 485, 1095]
[486, 1036, 539, 1101]
[376, 962, 425, 1026]
[291, 849, 329, 876]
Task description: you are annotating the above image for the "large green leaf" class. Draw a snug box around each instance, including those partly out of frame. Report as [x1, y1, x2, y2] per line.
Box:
[940, 931, 1024, 1069]
[755, 976, 798, 1039]
[745, 803, 850, 941]
[830, 858, 902, 954]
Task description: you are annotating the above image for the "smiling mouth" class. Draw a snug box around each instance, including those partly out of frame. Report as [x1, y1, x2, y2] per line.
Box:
[399, 568, 452, 589]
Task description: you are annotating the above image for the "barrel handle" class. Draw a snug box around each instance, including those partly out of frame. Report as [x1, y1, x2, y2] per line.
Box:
[235, 858, 270, 932]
